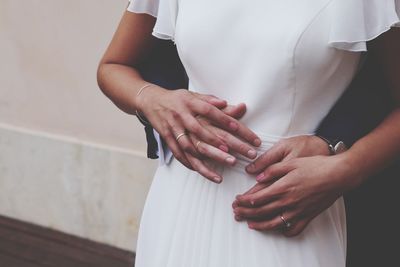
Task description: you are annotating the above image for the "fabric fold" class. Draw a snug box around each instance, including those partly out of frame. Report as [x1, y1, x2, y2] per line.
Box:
[329, 0, 400, 51]
[127, 0, 178, 41]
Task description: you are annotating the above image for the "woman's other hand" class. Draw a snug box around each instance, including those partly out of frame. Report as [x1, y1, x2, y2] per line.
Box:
[231, 135, 352, 236]
[137, 86, 261, 183]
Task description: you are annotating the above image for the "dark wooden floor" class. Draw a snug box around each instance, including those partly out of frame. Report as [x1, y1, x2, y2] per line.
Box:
[0, 215, 135, 267]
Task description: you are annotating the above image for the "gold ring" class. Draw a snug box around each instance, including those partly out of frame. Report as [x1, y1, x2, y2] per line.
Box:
[175, 132, 187, 142]
[195, 141, 201, 150]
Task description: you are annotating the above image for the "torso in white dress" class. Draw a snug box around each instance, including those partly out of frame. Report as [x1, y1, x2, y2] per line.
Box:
[128, 0, 400, 266]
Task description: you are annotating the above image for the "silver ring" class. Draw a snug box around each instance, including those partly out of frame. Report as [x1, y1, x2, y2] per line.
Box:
[175, 132, 187, 142]
[280, 214, 292, 229]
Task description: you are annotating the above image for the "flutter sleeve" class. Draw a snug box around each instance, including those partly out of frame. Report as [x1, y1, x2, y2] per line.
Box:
[329, 0, 400, 51]
[127, 0, 178, 41]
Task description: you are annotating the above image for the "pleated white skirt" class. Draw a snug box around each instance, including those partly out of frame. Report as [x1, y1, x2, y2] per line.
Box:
[135, 137, 346, 267]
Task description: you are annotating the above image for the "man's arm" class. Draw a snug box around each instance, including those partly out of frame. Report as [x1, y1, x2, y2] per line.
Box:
[135, 39, 188, 159]
[316, 54, 394, 148]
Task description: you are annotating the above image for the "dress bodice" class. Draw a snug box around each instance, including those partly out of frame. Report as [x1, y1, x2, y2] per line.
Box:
[175, 0, 360, 136]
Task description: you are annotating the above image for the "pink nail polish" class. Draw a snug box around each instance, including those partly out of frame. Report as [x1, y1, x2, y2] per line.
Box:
[225, 157, 236, 165]
[247, 149, 257, 158]
[235, 215, 243, 221]
[253, 138, 262, 147]
[256, 173, 265, 181]
[214, 177, 222, 183]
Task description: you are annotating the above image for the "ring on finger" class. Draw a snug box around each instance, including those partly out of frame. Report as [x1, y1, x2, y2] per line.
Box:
[195, 140, 202, 150]
[175, 132, 187, 142]
[280, 214, 292, 229]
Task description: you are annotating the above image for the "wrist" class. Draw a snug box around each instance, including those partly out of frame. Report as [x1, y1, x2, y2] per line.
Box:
[335, 151, 366, 191]
[136, 84, 165, 114]
[309, 135, 332, 156]
[314, 134, 348, 155]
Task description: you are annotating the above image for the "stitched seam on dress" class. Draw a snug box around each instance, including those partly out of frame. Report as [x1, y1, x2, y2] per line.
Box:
[285, 0, 335, 135]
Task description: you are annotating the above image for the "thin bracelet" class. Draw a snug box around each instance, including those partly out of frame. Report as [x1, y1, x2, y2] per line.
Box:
[136, 83, 153, 98]
[135, 84, 153, 125]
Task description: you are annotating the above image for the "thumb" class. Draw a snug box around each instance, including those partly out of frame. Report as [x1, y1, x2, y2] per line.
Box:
[246, 144, 286, 174]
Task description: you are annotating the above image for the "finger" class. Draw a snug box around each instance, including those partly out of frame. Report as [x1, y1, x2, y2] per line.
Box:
[247, 210, 298, 232]
[233, 199, 286, 220]
[185, 152, 223, 184]
[181, 113, 228, 150]
[254, 160, 296, 183]
[162, 131, 193, 170]
[191, 92, 227, 109]
[188, 98, 261, 146]
[211, 126, 258, 159]
[232, 182, 271, 210]
[235, 175, 294, 207]
[221, 103, 247, 119]
[170, 123, 198, 156]
[190, 135, 237, 166]
[246, 144, 286, 174]
[283, 216, 313, 237]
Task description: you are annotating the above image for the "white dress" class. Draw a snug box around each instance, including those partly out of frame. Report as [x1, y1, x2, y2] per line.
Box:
[128, 1, 400, 266]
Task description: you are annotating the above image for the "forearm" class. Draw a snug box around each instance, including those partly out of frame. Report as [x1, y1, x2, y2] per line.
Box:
[97, 63, 161, 115]
[341, 108, 400, 188]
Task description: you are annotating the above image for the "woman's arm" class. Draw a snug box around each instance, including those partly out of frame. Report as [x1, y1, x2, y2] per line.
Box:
[233, 28, 400, 236]
[97, 11, 261, 182]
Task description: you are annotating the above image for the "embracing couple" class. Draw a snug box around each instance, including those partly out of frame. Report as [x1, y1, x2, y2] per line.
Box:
[97, 1, 400, 266]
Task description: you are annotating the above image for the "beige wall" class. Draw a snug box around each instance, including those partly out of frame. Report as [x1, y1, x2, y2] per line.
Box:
[0, 0, 157, 251]
[0, 0, 147, 152]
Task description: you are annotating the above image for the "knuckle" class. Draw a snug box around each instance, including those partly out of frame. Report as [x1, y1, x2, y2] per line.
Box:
[181, 143, 192, 153]
[162, 129, 172, 139]
[171, 111, 181, 120]
[201, 104, 213, 115]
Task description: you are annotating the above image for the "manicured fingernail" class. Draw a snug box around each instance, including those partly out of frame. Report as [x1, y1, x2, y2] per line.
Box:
[248, 222, 255, 229]
[225, 156, 236, 165]
[253, 138, 262, 146]
[219, 145, 229, 152]
[232, 201, 238, 208]
[256, 173, 265, 182]
[214, 177, 222, 183]
[246, 163, 255, 172]
[229, 122, 238, 130]
[235, 215, 243, 221]
[247, 149, 257, 158]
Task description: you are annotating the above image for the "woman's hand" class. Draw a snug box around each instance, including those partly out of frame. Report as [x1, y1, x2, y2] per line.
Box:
[183, 103, 260, 181]
[229, 135, 350, 236]
[233, 154, 355, 236]
[137, 86, 261, 183]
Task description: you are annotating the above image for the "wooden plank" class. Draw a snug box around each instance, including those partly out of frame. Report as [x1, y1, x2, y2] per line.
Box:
[0, 215, 134, 262]
[0, 252, 43, 267]
[0, 215, 135, 267]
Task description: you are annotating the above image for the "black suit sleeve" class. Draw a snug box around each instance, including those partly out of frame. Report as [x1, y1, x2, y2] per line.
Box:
[136, 39, 188, 159]
[315, 56, 394, 147]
